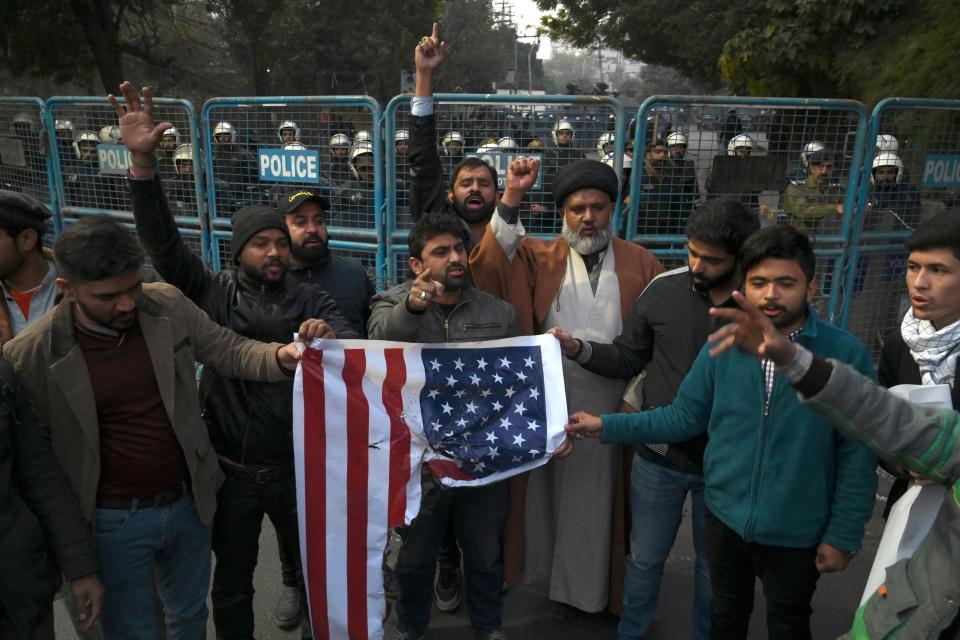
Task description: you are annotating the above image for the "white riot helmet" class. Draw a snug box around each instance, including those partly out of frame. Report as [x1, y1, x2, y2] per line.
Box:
[442, 131, 464, 155]
[73, 131, 99, 159]
[476, 142, 500, 154]
[871, 152, 904, 185]
[349, 141, 374, 179]
[666, 132, 688, 147]
[552, 119, 574, 144]
[601, 152, 632, 170]
[497, 136, 518, 150]
[54, 119, 73, 137]
[99, 125, 121, 144]
[173, 143, 194, 163]
[12, 112, 36, 129]
[596, 131, 615, 156]
[876, 134, 899, 154]
[162, 127, 179, 143]
[800, 141, 825, 168]
[277, 120, 300, 143]
[329, 133, 350, 158]
[727, 134, 754, 156]
[213, 121, 236, 145]
[395, 129, 410, 143]
[353, 130, 372, 145]
[283, 142, 307, 150]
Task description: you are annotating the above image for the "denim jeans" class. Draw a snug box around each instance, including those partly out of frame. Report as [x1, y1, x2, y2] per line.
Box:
[705, 510, 819, 640]
[211, 471, 303, 640]
[94, 492, 212, 640]
[395, 479, 508, 637]
[618, 453, 711, 640]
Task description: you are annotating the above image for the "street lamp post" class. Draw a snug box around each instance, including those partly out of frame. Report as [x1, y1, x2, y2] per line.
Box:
[516, 32, 539, 95]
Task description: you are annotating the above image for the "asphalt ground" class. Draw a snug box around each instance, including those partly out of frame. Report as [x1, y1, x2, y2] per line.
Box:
[54, 474, 892, 639]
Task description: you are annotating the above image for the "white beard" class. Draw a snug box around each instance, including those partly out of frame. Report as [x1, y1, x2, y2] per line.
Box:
[562, 218, 611, 255]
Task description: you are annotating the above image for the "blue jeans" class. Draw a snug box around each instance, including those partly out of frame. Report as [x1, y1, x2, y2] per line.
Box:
[94, 492, 212, 640]
[619, 453, 711, 640]
[395, 479, 508, 637]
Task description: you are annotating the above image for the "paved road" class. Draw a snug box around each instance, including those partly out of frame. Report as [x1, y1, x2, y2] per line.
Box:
[55, 474, 890, 639]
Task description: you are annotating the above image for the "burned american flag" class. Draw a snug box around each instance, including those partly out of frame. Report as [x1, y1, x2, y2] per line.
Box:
[293, 335, 567, 639]
[420, 345, 551, 484]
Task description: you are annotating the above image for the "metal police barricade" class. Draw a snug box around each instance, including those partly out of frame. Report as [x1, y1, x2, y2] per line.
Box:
[44, 96, 208, 261]
[841, 98, 960, 359]
[384, 93, 627, 285]
[202, 96, 384, 285]
[0, 97, 60, 236]
[627, 95, 870, 325]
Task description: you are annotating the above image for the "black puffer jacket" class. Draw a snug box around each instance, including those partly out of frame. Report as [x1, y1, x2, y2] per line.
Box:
[130, 176, 358, 466]
[287, 256, 375, 338]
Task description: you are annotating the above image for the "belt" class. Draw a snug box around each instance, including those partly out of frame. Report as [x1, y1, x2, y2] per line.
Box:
[219, 457, 292, 484]
[96, 484, 185, 510]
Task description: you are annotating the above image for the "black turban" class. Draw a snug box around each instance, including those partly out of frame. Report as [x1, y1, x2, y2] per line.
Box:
[551, 159, 619, 207]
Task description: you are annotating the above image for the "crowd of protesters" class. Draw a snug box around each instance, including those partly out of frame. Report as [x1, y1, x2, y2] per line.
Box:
[1, 22, 958, 640]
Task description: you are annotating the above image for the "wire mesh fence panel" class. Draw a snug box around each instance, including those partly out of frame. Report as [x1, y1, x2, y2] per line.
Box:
[626, 96, 868, 324]
[202, 97, 383, 274]
[628, 97, 868, 246]
[58, 216, 206, 269]
[0, 98, 58, 226]
[842, 99, 960, 357]
[843, 246, 909, 360]
[385, 93, 626, 284]
[45, 96, 208, 262]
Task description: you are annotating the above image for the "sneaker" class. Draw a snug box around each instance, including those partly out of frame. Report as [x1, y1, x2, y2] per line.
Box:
[273, 585, 302, 629]
[477, 628, 507, 640]
[434, 565, 462, 613]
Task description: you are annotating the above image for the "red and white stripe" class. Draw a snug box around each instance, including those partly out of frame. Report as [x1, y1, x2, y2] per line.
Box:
[294, 344, 426, 640]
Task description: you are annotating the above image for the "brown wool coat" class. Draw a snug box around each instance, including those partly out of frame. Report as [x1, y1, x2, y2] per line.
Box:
[2, 282, 289, 527]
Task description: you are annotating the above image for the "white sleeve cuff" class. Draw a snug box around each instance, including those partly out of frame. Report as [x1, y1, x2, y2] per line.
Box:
[411, 96, 434, 117]
[489, 209, 526, 263]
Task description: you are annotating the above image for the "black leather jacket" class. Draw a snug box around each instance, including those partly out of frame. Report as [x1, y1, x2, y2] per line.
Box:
[0, 358, 96, 635]
[129, 176, 357, 466]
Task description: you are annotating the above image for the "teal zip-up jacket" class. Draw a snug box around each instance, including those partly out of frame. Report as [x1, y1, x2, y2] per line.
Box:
[601, 310, 878, 550]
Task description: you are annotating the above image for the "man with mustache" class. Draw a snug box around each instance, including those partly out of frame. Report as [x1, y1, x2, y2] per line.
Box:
[469, 155, 663, 619]
[113, 81, 358, 639]
[549, 198, 759, 639]
[368, 212, 525, 640]
[405, 24, 542, 608]
[282, 188, 376, 338]
[566, 225, 877, 639]
[408, 23, 504, 246]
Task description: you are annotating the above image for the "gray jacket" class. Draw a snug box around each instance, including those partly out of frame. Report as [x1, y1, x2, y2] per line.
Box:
[369, 280, 521, 344]
[801, 359, 960, 639]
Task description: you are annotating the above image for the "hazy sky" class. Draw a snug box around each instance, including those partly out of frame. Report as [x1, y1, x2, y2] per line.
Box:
[512, 0, 554, 58]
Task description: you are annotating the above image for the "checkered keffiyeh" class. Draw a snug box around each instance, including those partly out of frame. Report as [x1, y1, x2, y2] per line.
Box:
[761, 328, 804, 402]
[901, 308, 960, 386]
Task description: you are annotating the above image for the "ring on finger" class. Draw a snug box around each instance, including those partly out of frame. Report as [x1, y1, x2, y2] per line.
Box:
[419, 290, 428, 301]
